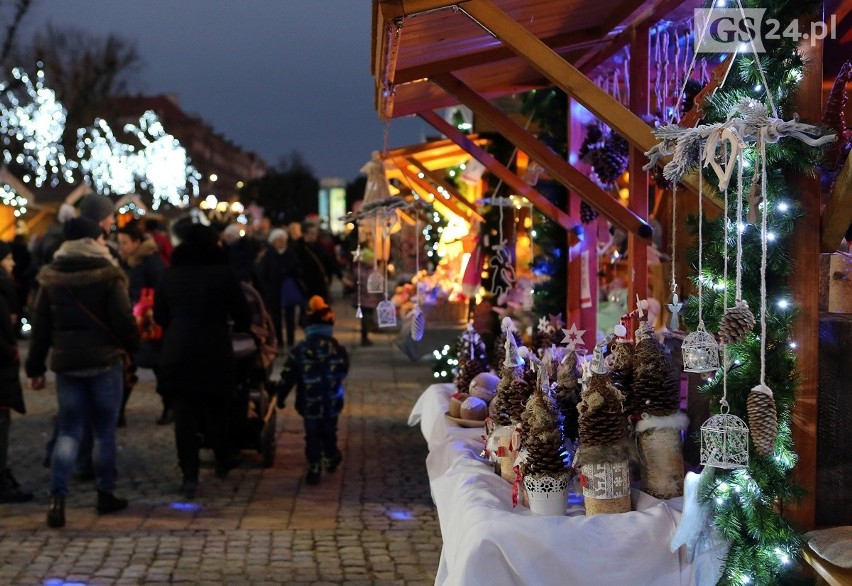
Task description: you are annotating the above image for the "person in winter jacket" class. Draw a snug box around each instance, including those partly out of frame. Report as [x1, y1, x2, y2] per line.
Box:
[26, 217, 139, 529]
[0, 241, 32, 503]
[153, 223, 251, 499]
[256, 228, 304, 349]
[276, 295, 349, 485]
[117, 223, 169, 424]
[293, 222, 350, 301]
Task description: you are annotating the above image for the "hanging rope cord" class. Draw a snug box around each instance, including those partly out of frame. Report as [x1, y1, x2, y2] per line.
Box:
[759, 134, 769, 386]
[697, 143, 704, 326]
[721, 145, 730, 409]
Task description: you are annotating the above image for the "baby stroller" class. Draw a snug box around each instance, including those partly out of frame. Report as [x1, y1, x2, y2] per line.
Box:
[202, 282, 279, 467]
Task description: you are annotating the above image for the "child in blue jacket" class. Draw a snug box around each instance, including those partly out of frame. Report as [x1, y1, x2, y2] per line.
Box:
[277, 295, 349, 485]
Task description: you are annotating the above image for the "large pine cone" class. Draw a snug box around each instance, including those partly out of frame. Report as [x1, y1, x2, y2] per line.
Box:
[455, 359, 488, 394]
[719, 301, 756, 345]
[580, 202, 599, 224]
[524, 441, 568, 476]
[630, 335, 680, 416]
[555, 353, 581, 441]
[747, 385, 778, 457]
[521, 389, 567, 476]
[578, 374, 628, 447]
[609, 340, 634, 399]
[492, 367, 521, 426]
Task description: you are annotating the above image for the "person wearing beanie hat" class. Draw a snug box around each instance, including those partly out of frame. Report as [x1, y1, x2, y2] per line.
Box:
[78, 193, 115, 235]
[26, 212, 139, 528]
[256, 227, 303, 349]
[276, 294, 348, 486]
[0, 240, 32, 503]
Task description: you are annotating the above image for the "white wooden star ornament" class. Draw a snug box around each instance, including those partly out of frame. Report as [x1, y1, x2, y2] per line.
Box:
[351, 245, 362, 263]
[537, 317, 553, 333]
[561, 323, 586, 351]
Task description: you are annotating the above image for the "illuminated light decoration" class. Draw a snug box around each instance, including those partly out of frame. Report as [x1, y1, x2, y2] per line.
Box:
[0, 184, 29, 216]
[0, 67, 73, 187]
[76, 119, 140, 196]
[776, 201, 789, 212]
[124, 111, 201, 210]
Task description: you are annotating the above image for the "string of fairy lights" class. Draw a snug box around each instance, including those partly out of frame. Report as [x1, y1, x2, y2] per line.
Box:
[0, 64, 201, 212]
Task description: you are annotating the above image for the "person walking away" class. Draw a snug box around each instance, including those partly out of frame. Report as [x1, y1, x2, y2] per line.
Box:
[221, 223, 259, 285]
[256, 228, 304, 349]
[0, 241, 32, 502]
[26, 217, 139, 528]
[117, 224, 169, 424]
[154, 223, 251, 499]
[276, 295, 349, 485]
[294, 221, 351, 302]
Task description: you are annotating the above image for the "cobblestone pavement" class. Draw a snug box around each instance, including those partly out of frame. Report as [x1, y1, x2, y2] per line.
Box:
[0, 293, 443, 585]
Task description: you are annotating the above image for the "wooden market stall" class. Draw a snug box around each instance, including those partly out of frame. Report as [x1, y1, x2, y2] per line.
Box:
[371, 0, 843, 554]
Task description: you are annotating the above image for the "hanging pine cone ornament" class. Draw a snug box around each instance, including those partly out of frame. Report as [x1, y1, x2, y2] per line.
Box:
[579, 123, 605, 162]
[747, 384, 778, 457]
[630, 329, 680, 416]
[521, 367, 568, 478]
[580, 202, 599, 224]
[591, 132, 629, 186]
[719, 300, 756, 345]
[554, 351, 581, 441]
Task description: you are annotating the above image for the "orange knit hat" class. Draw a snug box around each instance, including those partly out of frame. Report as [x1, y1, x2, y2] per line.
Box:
[306, 295, 335, 325]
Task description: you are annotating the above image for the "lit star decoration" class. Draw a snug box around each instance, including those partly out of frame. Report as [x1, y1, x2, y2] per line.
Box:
[351, 245, 362, 263]
[667, 292, 683, 330]
[561, 323, 586, 351]
[537, 316, 553, 333]
[0, 66, 73, 187]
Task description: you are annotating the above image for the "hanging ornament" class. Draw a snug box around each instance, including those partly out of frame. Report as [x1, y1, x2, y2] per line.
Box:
[489, 240, 516, 301]
[521, 160, 543, 186]
[667, 293, 683, 331]
[410, 304, 425, 342]
[360, 150, 392, 205]
[681, 144, 720, 374]
[353, 243, 363, 319]
[410, 215, 426, 342]
[719, 300, 756, 345]
[367, 214, 385, 293]
[747, 384, 778, 457]
[700, 400, 750, 470]
[376, 215, 396, 329]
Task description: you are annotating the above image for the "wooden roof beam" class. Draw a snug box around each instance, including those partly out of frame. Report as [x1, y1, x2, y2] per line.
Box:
[417, 109, 579, 233]
[431, 72, 652, 238]
[395, 30, 604, 85]
[393, 160, 476, 221]
[404, 156, 485, 221]
[458, 0, 658, 155]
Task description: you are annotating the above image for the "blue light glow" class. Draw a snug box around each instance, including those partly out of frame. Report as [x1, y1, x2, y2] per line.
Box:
[386, 509, 414, 521]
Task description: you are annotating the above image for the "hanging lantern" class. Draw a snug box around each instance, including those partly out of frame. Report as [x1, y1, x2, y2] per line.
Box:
[700, 403, 749, 469]
[366, 270, 384, 294]
[376, 299, 397, 329]
[681, 322, 720, 373]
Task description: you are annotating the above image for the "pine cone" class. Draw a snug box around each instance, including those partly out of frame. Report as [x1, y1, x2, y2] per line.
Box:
[505, 376, 532, 424]
[555, 352, 581, 441]
[630, 335, 680, 416]
[578, 374, 627, 447]
[609, 340, 634, 401]
[747, 385, 778, 457]
[492, 366, 521, 426]
[719, 300, 756, 345]
[521, 388, 567, 476]
[579, 124, 605, 162]
[455, 359, 488, 394]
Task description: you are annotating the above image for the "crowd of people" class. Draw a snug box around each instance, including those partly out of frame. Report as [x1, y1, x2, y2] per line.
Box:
[0, 194, 358, 527]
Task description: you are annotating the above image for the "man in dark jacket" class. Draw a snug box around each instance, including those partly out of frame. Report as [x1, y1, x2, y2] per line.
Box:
[293, 221, 350, 301]
[26, 217, 139, 529]
[154, 223, 251, 499]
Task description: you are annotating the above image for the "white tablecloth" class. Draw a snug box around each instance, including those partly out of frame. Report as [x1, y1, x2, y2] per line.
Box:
[409, 383, 723, 586]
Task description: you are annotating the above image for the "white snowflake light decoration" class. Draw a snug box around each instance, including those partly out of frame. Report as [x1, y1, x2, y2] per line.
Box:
[0, 66, 73, 187]
[76, 119, 141, 196]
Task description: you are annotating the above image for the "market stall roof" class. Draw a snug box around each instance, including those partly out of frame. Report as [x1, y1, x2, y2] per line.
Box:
[372, 0, 697, 119]
[382, 135, 490, 179]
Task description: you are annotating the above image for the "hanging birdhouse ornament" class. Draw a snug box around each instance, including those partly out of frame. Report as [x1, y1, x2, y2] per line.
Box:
[700, 401, 749, 470]
[376, 299, 397, 329]
[367, 270, 384, 294]
[681, 321, 720, 374]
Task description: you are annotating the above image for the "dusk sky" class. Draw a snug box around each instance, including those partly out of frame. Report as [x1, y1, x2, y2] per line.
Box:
[19, 0, 428, 180]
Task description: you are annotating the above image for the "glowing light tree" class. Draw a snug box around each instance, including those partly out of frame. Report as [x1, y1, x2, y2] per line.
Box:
[0, 65, 74, 187]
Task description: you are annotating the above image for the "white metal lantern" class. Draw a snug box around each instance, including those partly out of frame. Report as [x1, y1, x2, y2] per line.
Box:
[376, 299, 397, 328]
[366, 270, 384, 294]
[700, 403, 749, 469]
[682, 321, 720, 373]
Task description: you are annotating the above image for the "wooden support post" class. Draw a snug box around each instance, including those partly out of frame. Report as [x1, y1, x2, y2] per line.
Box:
[417, 109, 579, 232]
[404, 156, 484, 221]
[820, 154, 852, 253]
[786, 34, 822, 532]
[568, 98, 597, 349]
[431, 73, 652, 239]
[627, 24, 651, 310]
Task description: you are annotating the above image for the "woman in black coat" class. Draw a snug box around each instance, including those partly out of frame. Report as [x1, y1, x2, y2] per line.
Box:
[154, 223, 251, 498]
[256, 228, 304, 348]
